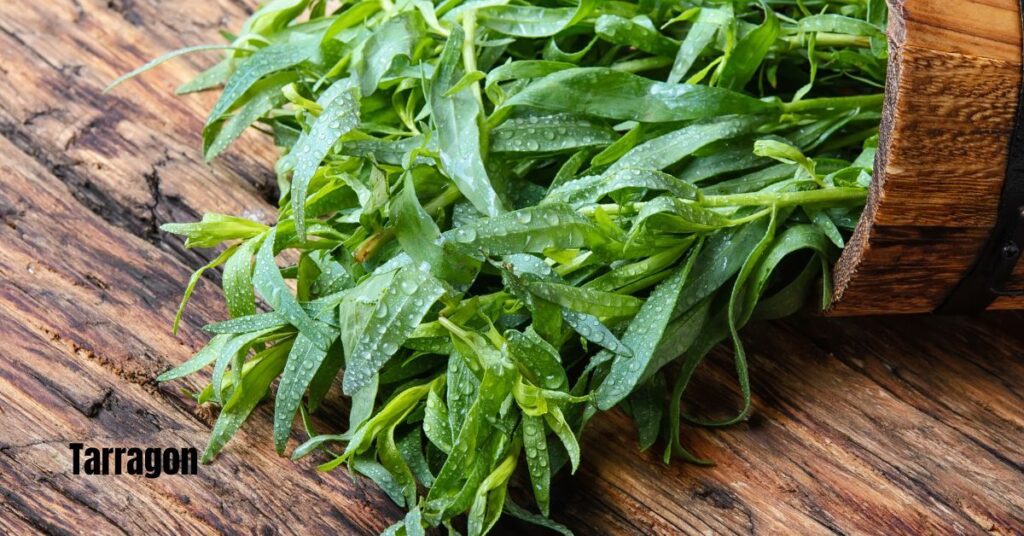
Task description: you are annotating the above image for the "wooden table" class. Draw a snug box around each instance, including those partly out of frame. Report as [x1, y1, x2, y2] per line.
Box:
[1, 1, 1022, 534]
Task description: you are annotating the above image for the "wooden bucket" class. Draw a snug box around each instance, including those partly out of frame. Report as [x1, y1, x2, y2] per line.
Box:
[830, 0, 1024, 315]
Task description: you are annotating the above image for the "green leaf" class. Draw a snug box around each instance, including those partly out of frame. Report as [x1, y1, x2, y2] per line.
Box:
[504, 500, 575, 536]
[484, 60, 574, 106]
[627, 373, 666, 451]
[467, 441, 518, 536]
[506, 327, 568, 390]
[716, 6, 779, 90]
[445, 204, 608, 256]
[797, 14, 885, 38]
[356, 12, 424, 96]
[595, 15, 679, 57]
[177, 58, 231, 95]
[204, 71, 296, 160]
[545, 168, 698, 208]
[496, 68, 780, 124]
[354, 455, 413, 507]
[544, 406, 579, 472]
[585, 243, 688, 292]
[378, 422, 418, 507]
[252, 228, 331, 348]
[222, 233, 264, 318]
[322, 378, 437, 470]
[668, 8, 725, 84]
[394, 174, 479, 287]
[478, 0, 596, 38]
[431, 26, 505, 217]
[527, 281, 644, 318]
[205, 311, 288, 334]
[689, 210, 779, 426]
[521, 414, 551, 516]
[345, 375, 379, 439]
[306, 339, 345, 412]
[105, 44, 247, 93]
[203, 341, 290, 462]
[209, 327, 286, 403]
[424, 385, 454, 453]
[341, 263, 446, 395]
[671, 216, 773, 318]
[394, 173, 443, 263]
[444, 70, 487, 97]
[446, 349, 480, 433]
[562, 309, 632, 357]
[285, 80, 360, 241]
[161, 213, 267, 249]
[490, 113, 616, 155]
[631, 196, 735, 235]
[608, 115, 766, 173]
[157, 334, 230, 382]
[273, 332, 332, 453]
[426, 354, 513, 520]
[206, 40, 318, 127]
[170, 244, 237, 335]
[594, 259, 692, 410]
[241, 0, 310, 38]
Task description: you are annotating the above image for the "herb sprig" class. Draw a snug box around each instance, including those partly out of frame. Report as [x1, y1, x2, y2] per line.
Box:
[113, 0, 887, 533]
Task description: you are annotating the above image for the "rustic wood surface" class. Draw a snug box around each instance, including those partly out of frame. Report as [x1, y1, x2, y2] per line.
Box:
[831, 0, 1024, 315]
[1, 1, 1023, 535]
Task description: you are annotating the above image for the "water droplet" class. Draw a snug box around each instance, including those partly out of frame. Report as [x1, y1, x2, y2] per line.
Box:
[375, 303, 389, 318]
[454, 227, 477, 243]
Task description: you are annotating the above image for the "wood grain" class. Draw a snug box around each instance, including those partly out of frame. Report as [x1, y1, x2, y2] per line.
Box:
[831, 0, 1024, 315]
[2, 1, 1024, 535]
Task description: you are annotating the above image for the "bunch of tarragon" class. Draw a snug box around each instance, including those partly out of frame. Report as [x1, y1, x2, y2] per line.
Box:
[111, 0, 887, 533]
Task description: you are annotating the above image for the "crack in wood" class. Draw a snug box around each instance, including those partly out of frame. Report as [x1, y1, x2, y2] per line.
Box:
[105, 0, 143, 27]
[0, 116, 219, 277]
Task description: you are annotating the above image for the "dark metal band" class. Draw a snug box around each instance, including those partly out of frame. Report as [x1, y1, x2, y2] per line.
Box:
[938, 4, 1024, 313]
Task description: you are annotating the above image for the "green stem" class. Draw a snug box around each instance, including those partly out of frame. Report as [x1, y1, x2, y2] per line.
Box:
[553, 251, 594, 277]
[779, 33, 871, 50]
[577, 203, 635, 217]
[727, 207, 773, 225]
[700, 187, 867, 208]
[781, 94, 885, 114]
[424, 185, 464, 214]
[354, 186, 463, 262]
[461, 9, 484, 108]
[610, 56, 674, 73]
[437, 316, 470, 339]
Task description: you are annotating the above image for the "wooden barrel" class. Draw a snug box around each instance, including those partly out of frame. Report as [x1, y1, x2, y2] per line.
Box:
[830, 0, 1024, 315]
